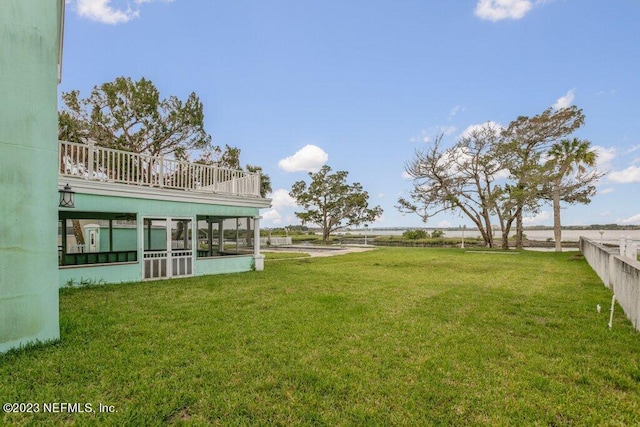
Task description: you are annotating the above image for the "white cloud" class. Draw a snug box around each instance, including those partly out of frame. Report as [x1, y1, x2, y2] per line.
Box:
[440, 126, 457, 136]
[627, 144, 640, 154]
[411, 126, 457, 144]
[593, 145, 616, 169]
[475, 0, 533, 21]
[278, 145, 328, 173]
[599, 187, 615, 195]
[448, 105, 465, 121]
[523, 211, 550, 225]
[619, 213, 640, 225]
[609, 166, 640, 184]
[475, 0, 557, 22]
[75, 0, 138, 24]
[262, 209, 282, 224]
[459, 121, 503, 139]
[270, 189, 298, 209]
[284, 214, 298, 225]
[493, 168, 511, 180]
[71, 0, 172, 24]
[553, 89, 576, 110]
[596, 89, 617, 96]
[261, 189, 302, 227]
[437, 220, 451, 228]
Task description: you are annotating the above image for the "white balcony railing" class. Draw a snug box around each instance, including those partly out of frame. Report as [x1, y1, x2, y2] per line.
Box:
[59, 141, 261, 197]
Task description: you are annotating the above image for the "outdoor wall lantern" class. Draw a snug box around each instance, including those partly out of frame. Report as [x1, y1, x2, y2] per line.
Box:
[58, 183, 75, 208]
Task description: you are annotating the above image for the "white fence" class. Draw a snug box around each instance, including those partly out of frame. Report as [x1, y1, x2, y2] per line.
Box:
[260, 237, 292, 246]
[59, 141, 261, 197]
[580, 237, 640, 331]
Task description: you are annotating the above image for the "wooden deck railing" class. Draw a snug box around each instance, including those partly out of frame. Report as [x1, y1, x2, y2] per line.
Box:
[59, 141, 261, 197]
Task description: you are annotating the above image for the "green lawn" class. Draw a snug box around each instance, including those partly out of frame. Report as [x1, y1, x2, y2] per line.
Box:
[2, 248, 639, 425]
[264, 251, 312, 260]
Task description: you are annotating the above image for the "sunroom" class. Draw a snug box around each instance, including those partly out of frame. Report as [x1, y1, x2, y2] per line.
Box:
[57, 141, 271, 287]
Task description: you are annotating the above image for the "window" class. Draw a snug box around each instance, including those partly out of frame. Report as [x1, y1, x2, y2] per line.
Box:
[196, 216, 253, 257]
[58, 212, 137, 266]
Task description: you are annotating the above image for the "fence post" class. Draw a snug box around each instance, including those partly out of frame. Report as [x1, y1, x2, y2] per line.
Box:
[88, 141, 95, 179]
[159, 155, 164, 188]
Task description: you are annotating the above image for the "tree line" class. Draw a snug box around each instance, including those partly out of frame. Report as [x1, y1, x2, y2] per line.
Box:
[59, 77, 603, 251]
[397, 106, 603, 251]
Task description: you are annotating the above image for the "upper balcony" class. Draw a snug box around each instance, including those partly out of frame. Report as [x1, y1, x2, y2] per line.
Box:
[59, 140, 262, 198]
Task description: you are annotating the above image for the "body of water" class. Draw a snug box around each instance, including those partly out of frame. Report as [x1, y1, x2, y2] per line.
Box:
[349, 228, 640, 245]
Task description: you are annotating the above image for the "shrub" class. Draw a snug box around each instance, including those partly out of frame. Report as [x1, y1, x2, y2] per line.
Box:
[402, 229, 429, 240]
[431, 229, 445, 238]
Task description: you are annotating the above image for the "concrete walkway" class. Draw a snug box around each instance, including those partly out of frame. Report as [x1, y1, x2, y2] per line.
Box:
[263, 245, 377, 258]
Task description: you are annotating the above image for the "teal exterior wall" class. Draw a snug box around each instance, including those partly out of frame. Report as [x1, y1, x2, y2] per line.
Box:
[59, 263, 142, 288]
[0, 1, 62, 353]
[58, 191, 261, 287]
[59, 256, 254, 287]
[195, 256, 254, 276]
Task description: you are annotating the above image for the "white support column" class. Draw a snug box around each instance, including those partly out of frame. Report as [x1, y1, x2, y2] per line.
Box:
[218, 221, 224, 253]
[253, 216, 264, 271]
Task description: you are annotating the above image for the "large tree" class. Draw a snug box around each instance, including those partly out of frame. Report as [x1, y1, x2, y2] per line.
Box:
[60, 76, 214, 245]
[545, 138, 602, 251]
[59, 76, 212, 160]
[499, 106, 585, 249]
[398, 126, 507, 248]
[398, 106, 593, 250]
[290, 165, 382, 244]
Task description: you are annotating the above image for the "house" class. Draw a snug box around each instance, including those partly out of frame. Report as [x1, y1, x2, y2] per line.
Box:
[0, 1, 65, 353]
[0, 1, 270, 354]
[57, 141, 271, 286]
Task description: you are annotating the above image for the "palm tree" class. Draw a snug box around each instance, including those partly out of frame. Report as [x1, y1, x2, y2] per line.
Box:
[546, 138, 598, 252]
[246, 164, 272, 198]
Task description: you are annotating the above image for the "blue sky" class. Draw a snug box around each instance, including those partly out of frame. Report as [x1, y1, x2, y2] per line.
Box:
[60, 0, 640, 228]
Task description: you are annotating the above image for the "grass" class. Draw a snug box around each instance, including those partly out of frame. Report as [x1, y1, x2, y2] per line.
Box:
[2, 248, 639, 425]
[263, 251, 312, 260]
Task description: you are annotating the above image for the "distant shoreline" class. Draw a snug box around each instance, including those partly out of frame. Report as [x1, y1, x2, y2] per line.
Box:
[346, 225, 640, 232]
[334, 227, 640, 244]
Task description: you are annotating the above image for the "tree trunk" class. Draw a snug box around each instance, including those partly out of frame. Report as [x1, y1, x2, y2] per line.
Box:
[496, 205, 513, 250]
[482, 210, 494, 248]
[470, 214, 490, 248]
[515, 206, 523, 250]
[322, 229, 329, 245]
[71, 219, 85, 246]
[553, 187, 562, 252]
[322, 210, 329, 245]
[501, 234, 509, 250]
[500, 216, 516, 250]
